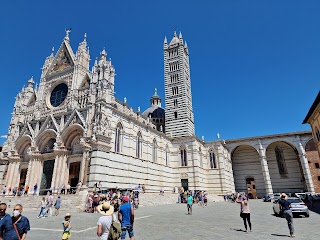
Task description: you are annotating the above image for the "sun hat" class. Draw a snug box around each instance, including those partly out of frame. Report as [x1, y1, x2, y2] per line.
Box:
[123, 196, 129, 202]
[65, 213, 71, 218]
[97, 201, 114, 216]
[280, 193, 288, 199]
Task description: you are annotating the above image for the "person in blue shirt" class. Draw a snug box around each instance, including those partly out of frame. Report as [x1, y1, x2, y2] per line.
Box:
[119, 196, 135, 240]
[0, 203, 17, 240]
[278, 193, 294, 238]
[12, 204, 30, 240]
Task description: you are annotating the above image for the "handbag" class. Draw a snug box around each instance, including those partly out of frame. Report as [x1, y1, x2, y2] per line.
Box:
[108, 214, 121, 240]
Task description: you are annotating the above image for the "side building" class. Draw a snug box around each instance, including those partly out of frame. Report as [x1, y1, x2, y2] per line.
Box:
[303, 91, 320, 193]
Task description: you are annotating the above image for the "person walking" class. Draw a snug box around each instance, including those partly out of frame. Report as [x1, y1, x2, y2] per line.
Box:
[236, 193, 252, 232]
[38, 197, 46, 218]
[62, 213, 72, 240]
[47, 193, 54, 217]
[33, 184, 37, 196]
[119, 196, 135, 240]
[55, 196, 61, 216]
[12, 204, 31, 240]
[278, 193, 295, 238]
[96, 202, 114, 240]
[187, 193, 193, 215]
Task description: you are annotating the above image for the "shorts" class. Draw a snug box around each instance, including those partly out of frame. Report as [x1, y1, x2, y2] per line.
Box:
[187, 204, 192, 210]
[62, 231, 71, 239]
[121, 225, 134, 239]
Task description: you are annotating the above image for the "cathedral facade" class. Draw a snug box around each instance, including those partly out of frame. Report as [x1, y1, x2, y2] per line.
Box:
[0, 31, 318, 196]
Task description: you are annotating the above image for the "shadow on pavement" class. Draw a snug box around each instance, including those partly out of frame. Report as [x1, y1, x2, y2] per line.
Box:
[230, 228, 246, 232]
[271, 233, 290, 237]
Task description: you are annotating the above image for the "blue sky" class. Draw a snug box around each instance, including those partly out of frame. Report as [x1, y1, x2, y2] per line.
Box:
[0, 0, 319, 144]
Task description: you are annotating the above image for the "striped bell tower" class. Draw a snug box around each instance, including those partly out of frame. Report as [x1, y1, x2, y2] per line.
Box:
[164, 32, 195, 137]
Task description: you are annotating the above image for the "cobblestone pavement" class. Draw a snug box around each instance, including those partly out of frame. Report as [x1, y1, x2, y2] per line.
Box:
[22, 200, 320, 239]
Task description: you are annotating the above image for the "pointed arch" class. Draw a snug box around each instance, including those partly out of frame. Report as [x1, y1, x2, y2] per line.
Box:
[36, 129, 57, 153]
[115, 122, 123, 153]
[136, 131, 142, 158]
[152, 139, 157, 163]
[180, 145, 187, 166]
[209, 148, 217, 169]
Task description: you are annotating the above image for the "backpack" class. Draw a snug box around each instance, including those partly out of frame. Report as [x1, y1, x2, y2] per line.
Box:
[108, 214, 121, 240]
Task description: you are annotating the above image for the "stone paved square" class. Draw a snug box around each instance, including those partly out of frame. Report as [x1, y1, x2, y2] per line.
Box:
[23, 200, 320, 239]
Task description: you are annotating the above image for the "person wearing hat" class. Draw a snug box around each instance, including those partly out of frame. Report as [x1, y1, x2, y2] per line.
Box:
[97, 202, 114, 240]
[119, 196, 135, 240]
[278, 193, 295, 238]
[62, 213, 72, 240]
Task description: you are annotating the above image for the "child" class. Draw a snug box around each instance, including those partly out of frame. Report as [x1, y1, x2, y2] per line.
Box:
[62, 213, 72, 240]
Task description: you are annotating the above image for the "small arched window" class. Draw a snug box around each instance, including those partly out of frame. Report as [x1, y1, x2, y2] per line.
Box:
[115, 123, 123, 153]
[136, 132, 142, 158]
[165, 145, 170, 166]
[152, 139, 157, 163]
[209, 149, 217, 169]
[180, 146, 187, 166]
[275, 146, 287, 175]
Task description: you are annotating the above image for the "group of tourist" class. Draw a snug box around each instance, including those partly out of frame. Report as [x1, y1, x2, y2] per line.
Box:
[85, 188, 140, 214]
[0, 203, 30, 240]
[233, 192, 295, 238]
[37, 192, 61, 218]
[178, 189, 208, 206]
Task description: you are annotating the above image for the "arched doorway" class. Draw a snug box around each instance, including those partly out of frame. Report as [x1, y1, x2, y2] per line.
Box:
[231, 145, 266, 197]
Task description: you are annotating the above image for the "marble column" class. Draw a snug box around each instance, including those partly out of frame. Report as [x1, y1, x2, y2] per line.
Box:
[298, 140, 315, 193]
[51, 154, 60, 191]
[258, 141, 273, 194]
[25, 159, 34, 191]
[79, 151, 88, 185]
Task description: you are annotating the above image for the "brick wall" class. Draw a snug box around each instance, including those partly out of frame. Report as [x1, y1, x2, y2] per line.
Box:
[306, 150, 320, 193]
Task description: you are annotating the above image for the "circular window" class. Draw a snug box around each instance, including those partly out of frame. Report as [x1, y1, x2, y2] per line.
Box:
[50, 83, 68, 107]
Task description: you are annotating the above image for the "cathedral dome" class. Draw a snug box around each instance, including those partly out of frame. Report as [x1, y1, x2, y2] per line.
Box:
[142, 88, 165, 132]
[142, 105, 165, 119]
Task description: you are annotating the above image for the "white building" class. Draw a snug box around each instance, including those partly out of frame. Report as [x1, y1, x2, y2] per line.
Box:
[0, 31, 316, 196]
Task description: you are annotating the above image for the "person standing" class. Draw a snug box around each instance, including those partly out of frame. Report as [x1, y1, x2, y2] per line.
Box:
[96, 202, 114, 240]
[187, 193, 193, 215]
[98, 182, 102, 193]
[55, 196, 61, 216]
[11, 204, 31, 240]
[62, 213, 72, 240]
[236, 194, 252, 232]
[33, 184, 37, 196]
[24, 185, 29, 195]
[38, 197, 46, 218]
[47, 193, 54, 217]
[119, 196, 135, 240]
[0, 203, 16, 240]
[278, 193, 295, 238]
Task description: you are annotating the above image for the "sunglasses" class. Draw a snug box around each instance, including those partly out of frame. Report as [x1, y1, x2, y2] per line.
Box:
[13, 209, 20, 211]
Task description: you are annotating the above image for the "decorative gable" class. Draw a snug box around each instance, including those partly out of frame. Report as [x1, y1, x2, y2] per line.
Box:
[46, 41, 75, 77]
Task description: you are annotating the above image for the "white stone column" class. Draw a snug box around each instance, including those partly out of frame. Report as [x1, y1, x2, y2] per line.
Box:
[5, 162, 14, 191]
[79, 151, 88, 185]
[24, 159, 34, 190]
[258, 141, 273, 194]
[298, 141, 315, 193]
[36, 160, 43, 195]
[51, 154, 60, 191]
